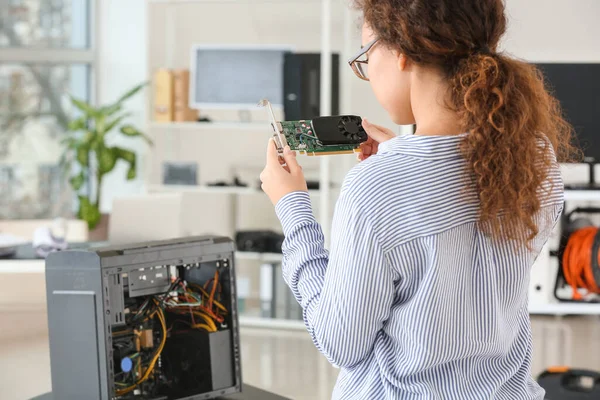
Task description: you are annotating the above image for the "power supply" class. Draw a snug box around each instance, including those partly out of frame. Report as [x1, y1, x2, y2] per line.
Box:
[45, 236, 241, 400]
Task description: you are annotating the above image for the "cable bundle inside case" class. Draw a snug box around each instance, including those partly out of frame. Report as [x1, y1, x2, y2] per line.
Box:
[562, 226, 600, 300]
[113, 269, 228, 397]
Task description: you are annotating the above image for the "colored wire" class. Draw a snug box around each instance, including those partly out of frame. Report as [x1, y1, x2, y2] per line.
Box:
[209, 270, 219, 310]
[115, 300, 167, 396]
[168, 309, 217, 331]
[562, 226, 600, 300]
[189, 283, 227, 312]
[191, 323, 213, 332]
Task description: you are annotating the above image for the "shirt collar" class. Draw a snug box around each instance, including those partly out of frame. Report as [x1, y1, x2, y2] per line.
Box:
[378, 133, 468, 160]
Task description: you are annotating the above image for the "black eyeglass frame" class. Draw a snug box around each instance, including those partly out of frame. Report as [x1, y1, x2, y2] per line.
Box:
[347, 38, 379, 81]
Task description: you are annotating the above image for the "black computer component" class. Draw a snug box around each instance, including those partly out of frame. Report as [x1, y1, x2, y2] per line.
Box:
[45, 236, 241, 400]
[536, 63, 600, 188]
[311, 115, 367, 145]
[537, 368, 600, 399]
[536, 63, 600, 162]
[283, 53, 340, 120]
[235, 231, 284, 254]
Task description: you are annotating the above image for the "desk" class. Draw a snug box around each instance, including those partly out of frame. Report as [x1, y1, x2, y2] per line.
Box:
[30, 384, 291, 400]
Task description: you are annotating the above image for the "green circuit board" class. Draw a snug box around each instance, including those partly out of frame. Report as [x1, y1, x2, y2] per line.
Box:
[279, 120, 362, 156]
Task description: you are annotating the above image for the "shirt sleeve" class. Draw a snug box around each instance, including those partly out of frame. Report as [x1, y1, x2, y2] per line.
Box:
[274, 189, 395, 368]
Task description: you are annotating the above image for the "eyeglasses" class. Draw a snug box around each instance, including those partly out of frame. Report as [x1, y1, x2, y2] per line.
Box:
[347, 38, 379, 81]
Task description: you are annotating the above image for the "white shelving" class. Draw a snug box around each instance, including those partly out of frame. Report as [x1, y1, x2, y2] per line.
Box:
[148, 121, 268, 131]
[148, 184, 260, 195]
[238, 316, 305, 331]
[235, 251, 283, 263]
[147, 184, 322, 196]
[563, 189, 600, 202]
[528, 302, 600, 316]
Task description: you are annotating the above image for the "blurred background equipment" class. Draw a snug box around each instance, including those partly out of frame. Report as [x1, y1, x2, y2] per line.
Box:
[537, 367, 600, 399]
[556, 207, 600, 303]
[536, 63, 600, 187]
[162, 161, 198, 186]
[235, 230, 284, 254]
[190, 46, 291, 114]
[283, 53, 340, 120]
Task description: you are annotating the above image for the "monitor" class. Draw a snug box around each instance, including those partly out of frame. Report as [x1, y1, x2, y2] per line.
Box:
[536, 63, 600, 162]
[190, 45, 292, 110]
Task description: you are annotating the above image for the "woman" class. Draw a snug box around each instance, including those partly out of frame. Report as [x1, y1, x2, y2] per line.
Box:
[260, 0, 577, 398]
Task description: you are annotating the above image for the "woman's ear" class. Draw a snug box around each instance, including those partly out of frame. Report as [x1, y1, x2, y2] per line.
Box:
[397, 54, 408, 72]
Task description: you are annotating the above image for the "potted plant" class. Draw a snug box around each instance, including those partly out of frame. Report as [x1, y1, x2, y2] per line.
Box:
[60, 82, 152, 233]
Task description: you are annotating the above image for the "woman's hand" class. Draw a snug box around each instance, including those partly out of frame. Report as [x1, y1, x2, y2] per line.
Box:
[260, 138, 308, 205]
[358, 119, 396, 161]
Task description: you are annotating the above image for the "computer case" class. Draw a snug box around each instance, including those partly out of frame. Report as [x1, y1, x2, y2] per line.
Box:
[283, 53, 340, 120]
[45, 236, 242, 400]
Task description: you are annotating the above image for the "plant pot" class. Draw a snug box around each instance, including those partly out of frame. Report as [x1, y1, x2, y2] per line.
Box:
[88, 213, 110, 242]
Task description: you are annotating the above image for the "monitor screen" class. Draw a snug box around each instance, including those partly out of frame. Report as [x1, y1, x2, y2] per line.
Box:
[536, 63, 600, 162]
[190, 46, 290, 110]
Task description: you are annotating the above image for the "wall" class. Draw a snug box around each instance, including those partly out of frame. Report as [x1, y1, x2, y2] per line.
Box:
[98, 0, 148, 213]
[103, 0, 600, 211]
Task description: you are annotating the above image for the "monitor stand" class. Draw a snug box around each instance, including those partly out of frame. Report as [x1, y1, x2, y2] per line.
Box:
[564, 158, 600, 190]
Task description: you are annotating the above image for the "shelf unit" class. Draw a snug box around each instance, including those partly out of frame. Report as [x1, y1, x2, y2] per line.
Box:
[146, 0, 341, 248]
[236, 251, 283, 263]
[528, 302, 600, 316]
[563, 189, 600, 202]
[147, 184, 323, 196]
[148, 121, 269, 131]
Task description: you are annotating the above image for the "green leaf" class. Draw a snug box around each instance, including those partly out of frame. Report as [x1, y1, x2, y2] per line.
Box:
[116, 81, 147, 104]
[81, 131, 96, 146]
[103, 114, 128, 135]
[69, 95, 98, 117]
[97, 147, 118, 175]
[68, 117, 87, 132]
[100, 103, 122, 117]
[126, 164, 137, 180]
[120, 124, 152, 145]
[115, 148, 136, 164]
[69, 172, 85, 191]
[95, 115, 106, 136]
[120, 124, 140, 137]
[76, 146, 89, 166]
[78, 196, 101, 230]
[90, 136, 103, 151]
[142, 133, 154, 146]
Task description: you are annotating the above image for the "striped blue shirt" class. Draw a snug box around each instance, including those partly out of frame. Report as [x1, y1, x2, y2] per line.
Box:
[275, 134, 563, 399]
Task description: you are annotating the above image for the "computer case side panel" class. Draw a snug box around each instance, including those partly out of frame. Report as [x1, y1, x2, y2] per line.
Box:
[45, 250, 109, 400]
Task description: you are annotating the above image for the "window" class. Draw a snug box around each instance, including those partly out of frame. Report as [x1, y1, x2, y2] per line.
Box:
[0, 0, 95, 219]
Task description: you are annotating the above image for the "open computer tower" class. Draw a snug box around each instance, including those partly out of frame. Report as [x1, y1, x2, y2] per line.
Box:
[45, 236, 241, 400]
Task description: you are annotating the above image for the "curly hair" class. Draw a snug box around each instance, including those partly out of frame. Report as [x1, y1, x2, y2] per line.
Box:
[356, 0, 580, 245]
